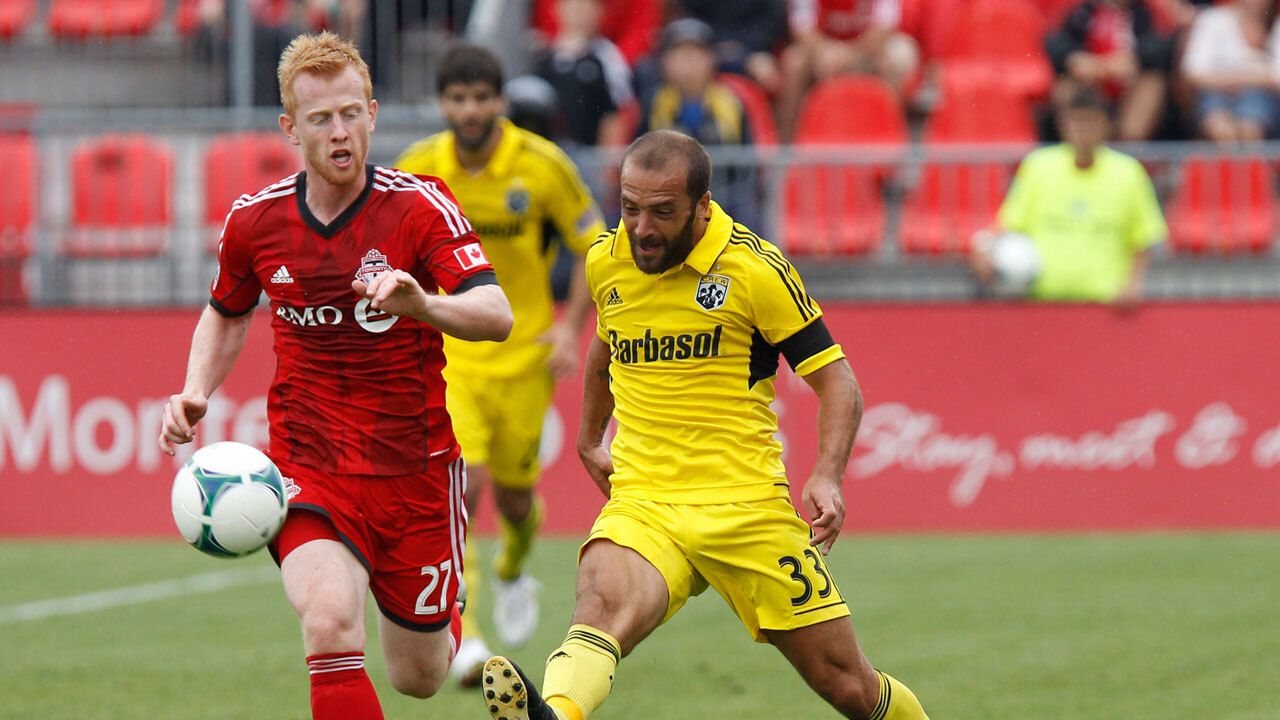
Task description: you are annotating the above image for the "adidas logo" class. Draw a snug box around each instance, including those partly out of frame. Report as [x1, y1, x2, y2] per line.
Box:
[270, 266, 294, 284]
[605, 287, 623, 306]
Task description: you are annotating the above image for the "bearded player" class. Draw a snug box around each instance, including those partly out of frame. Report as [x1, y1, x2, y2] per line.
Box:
[481, 131, 929, 720]
[158, 33, 512, 720]
[396, 43, 606, 683]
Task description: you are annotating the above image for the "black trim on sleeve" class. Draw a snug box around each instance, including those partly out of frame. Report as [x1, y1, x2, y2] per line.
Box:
[208, 296, 256, 318]
[451, 270, 499, 294]
[748, 328, 781, 390]
[777, 318, 836, 371]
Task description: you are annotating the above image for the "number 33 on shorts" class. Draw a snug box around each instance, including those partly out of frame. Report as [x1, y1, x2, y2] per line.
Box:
[777, 548, 836, 607]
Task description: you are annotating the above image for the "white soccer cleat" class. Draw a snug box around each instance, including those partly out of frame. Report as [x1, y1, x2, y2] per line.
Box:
[452, 636, 492, 688]
[492, 574, 542, 648]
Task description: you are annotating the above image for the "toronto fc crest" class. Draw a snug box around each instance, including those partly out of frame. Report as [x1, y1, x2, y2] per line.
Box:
[354, 249, 392, 284]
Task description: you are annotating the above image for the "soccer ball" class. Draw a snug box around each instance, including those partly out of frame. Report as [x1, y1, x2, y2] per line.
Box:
[990, 231, 1042, 295]
[171, 442, 288, 558]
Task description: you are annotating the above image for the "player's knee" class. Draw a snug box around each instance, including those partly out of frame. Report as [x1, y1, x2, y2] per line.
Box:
[387, 662, 446, 699]
[812, 666, 878, 719]
[299, 607, 363, 653]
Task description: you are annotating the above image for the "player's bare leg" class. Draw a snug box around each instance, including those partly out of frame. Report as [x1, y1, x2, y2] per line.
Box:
[483, 539, 669, 720]
[491, 482, 544, 648]
[766, 617, 929, 719]
[281, 537, 382, 719]
[377, 611, 456, 698]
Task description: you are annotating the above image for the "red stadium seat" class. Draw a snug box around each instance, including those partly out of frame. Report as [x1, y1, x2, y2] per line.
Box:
[900, 0, 968, 60]
[780, 165, 884, 256]
[203, 131, 301, 248]
[48, 0, 165, 37]
[793, 75, 908, 146]
[923, 69, 1038, 145]
[0, 0, 36, 37]
[63, 133, 172, 257]
[938, 0, 1053, 99]
[717, 73, 779, 146]
[900, 163, 1012, 255]
[1167, 156, 1277, 254]
[777, 76, 901, 257]
[0, 132, 37, 305]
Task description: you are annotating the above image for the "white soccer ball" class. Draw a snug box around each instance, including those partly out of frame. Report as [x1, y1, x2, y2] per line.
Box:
[171, 441, 288, 558]
[990, 231, 1042, 295]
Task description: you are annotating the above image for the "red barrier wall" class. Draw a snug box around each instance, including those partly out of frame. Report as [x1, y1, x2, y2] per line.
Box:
[2, 303, 1277, 537]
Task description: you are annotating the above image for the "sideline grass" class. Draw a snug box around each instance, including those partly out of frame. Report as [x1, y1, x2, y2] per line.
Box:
[1, 534, 1277, 719]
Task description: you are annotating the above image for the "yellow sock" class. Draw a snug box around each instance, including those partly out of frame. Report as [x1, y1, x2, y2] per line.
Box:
[460, 540, 483, 641]
[493, 494, 544, 581]
[541, 624, 621, 720]
[871, 670, 929, 720]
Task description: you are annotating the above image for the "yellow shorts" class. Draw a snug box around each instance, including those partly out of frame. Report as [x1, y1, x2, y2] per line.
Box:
[444, 367, 554, 489]
[582, 491, 850, 642]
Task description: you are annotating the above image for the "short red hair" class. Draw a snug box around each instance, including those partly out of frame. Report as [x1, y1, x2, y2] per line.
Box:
[277, 31, 372, 117]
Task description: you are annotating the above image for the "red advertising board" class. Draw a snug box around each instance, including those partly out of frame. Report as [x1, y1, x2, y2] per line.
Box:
[1, 303, 1277, 537]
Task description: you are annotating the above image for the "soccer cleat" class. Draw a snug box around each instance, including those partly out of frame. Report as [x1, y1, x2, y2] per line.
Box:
[451, 636, 492, 688]
[492, 574, 542, 648]
[481, 655, 557, 720]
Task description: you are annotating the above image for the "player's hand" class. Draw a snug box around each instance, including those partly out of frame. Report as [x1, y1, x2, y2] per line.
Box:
[578, 444, 614, 499]
[801, 476, 846, 555]
[539, 322, 579, 378]
[353, 270, 430, 319]
[159, 392, 208, 456]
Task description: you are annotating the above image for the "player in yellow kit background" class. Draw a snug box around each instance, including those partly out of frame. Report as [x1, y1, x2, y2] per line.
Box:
[480, 131, 930, 720]
[395, 44, 605, 686]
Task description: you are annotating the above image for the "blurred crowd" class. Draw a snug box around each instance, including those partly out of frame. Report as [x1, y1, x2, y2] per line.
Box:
[171, 0, 1280, 149]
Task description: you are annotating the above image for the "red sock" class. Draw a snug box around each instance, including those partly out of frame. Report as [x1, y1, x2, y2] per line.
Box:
[448, 604, 462, 664]
[307, 652, 384, 720]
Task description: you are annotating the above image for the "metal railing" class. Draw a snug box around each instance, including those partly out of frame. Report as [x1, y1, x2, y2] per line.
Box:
[5, 115, 1280, 306]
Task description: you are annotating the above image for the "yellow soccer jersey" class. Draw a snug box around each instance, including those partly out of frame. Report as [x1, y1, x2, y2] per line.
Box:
[587, 201, 846, 504]
[396, 118, 605, 377]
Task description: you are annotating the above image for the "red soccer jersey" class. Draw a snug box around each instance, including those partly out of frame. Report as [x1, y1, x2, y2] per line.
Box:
[210, 164, 496, 476]
[790, 0, 902, 41]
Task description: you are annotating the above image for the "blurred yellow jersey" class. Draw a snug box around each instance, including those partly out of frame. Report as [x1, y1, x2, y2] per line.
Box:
[395, 118, 604, 377]
[587, 202, 845, 504]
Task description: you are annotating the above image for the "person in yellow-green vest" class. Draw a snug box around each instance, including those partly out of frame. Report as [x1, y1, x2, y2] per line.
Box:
[972, 84, 1168, 307]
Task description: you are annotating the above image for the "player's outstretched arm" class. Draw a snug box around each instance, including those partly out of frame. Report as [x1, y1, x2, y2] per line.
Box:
[798, 359, 862, 555]
[353, 271, 513, 341]
[577, 335, 616, 498]
[159, 305, 255, 456]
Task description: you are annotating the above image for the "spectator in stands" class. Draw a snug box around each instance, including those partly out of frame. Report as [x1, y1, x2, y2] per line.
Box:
[776, 0, 920, 141]
[1181, 0, 1280, 143]
[637, 18, 760, 227]
[672, 0, 789, 94]
[1045, 0, 1176, 142]
[971, 85, 1167, 306]
[191, 0, 366, 106]
[533, 0, 634, 147]
[532, 0, 659, 66]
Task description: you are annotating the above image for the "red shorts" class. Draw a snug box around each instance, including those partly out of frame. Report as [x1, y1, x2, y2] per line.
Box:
[268, 455, 468, 632]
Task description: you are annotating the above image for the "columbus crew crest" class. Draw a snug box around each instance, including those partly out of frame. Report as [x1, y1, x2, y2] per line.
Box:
[695, 274, 730, 311]
[505, 186, 531, 215]
[354, 249, 392, 284]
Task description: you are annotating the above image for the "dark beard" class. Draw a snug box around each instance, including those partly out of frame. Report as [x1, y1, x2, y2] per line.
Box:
[454, 119, 496, 151]
[632, 209, 696, 274]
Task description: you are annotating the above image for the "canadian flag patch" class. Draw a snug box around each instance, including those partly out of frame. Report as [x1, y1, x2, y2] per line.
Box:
[454, 242, 489, 270]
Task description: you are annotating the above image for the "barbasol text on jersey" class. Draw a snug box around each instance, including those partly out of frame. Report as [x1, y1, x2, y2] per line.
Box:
[608, 326, 723, 365]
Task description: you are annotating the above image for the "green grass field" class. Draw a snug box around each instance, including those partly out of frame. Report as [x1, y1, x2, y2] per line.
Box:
[1, 534, 1277, 720]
